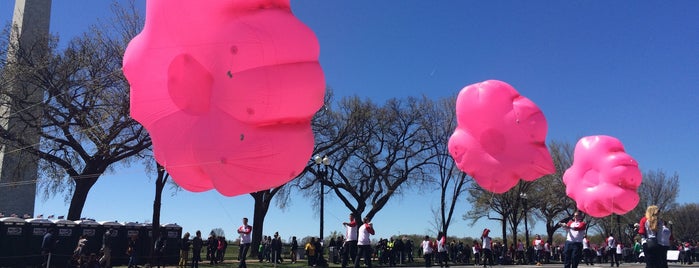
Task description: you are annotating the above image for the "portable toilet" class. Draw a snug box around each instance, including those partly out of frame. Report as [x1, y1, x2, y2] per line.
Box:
[99, 221, 126, 266]
[95, 221, 120, 255]
[51, 218, 78, 266]
[25, 218, 55, 266]
[0, 217, 27, 267]
[124, 222, 147, 266]
[141, 223, 155, 261]
[75, 220, 101, 256]
[162, 223, 182, 265]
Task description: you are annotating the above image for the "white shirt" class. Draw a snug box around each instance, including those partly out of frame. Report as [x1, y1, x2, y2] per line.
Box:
[238, 224, 252, 244]
[422, 240, 433, 254]
[534, 239, 543, 250]
[345, 221, 358, 241]
[607, 236, 616, 249]
[357, 223, 374, 245]
[659, 224, 671, 246]
[583, 238, 590, 249]
[482, 236, 492, 250]
[565, 220, 586, 242]
[437, 237, 447, 252]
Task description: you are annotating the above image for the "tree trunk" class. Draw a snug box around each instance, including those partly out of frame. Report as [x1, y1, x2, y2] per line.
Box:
[150, 165, 167, 265]
[501, 215, 507, 260]
[249, 190, 273, 258]
[67, 175, 99, 220]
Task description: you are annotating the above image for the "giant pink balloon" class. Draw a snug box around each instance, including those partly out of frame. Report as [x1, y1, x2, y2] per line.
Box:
[123, 0, 325, 196]
[448, 80, 555, 193]
[563, 135, 642, 217]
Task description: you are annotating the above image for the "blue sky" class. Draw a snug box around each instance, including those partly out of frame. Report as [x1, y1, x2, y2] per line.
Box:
[1, 1, 698, 242]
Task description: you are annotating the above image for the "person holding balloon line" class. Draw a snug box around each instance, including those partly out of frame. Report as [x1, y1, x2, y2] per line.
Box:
[560, 211, 587, 268]
[354, 217, 375, 268]
[481, 229, 494, 268]
[237, 218, 253, 268]
[606, 233, 618, 267]
[637, 205, 671, 268]
[342, 213, 359, 268]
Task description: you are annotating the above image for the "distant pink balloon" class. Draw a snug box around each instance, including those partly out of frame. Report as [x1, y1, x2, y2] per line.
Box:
[448, 80, 555, 193]
[123, 0, 325, 196]
[563, 135, 642, 217]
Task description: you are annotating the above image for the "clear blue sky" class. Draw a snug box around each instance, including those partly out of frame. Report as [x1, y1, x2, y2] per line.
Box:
[2, 0, 697, 242]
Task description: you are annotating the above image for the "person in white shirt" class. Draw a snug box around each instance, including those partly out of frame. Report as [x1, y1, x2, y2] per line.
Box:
[638, 205, 671, 268]
[237, 217, 252, 268]
[607, 233, 618, 267]
[533, 234, 543, 265]
[481, 229, 494, 268]
[560, 211, 587, 268]
[354, 217, 375, 268]
[437, 232, 448, 268]
[615, 243, 623, 267]
[342, 213, 359, 268]
[421, 236, 433, 267]
[582, 235, 593, 266]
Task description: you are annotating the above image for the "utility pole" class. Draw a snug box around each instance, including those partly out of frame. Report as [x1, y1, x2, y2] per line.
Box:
[0, 0, 52, 217]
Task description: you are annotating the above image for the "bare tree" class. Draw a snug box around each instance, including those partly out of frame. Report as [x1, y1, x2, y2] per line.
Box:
[463, 181, 521, 252]
[638, 169, 679, 212]
[299, 96, 434, 222]
[666, 203, 699, 241]
[0, 1, 150, 220]
[420, 96, 471, 237]
[529, 140, 577, 243]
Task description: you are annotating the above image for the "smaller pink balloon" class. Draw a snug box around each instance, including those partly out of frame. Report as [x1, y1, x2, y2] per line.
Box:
[563, 135, 642, 217]
[448, 80, 555, 193]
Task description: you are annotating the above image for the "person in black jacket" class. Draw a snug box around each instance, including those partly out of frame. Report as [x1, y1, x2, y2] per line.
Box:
[191, 231, 203, 268]
[153, 232, 167, 268]
[41, 228, 58, 268]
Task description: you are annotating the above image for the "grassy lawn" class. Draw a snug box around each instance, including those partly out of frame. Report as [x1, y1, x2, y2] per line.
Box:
[110, 245, 428, 267]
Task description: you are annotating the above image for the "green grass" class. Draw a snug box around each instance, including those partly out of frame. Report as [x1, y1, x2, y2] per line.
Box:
[110, 246, 428, 268]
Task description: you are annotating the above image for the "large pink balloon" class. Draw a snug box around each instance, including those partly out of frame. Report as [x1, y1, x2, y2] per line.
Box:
[563, 135, 642, 217]
[448, 80, 555, 193]
[123, 0, 324, 196]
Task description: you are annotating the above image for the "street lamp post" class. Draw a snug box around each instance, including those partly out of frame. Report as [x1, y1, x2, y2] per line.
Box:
[314, 155, 330, 246]
[520, 193, 530, 264]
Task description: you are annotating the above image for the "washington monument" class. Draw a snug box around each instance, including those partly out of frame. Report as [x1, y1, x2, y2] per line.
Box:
[0, 0, 52, 217]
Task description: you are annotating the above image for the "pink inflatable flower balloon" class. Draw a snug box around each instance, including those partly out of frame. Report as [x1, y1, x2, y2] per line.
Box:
[563, 135, 642, 217]
[123, 0, 325, 196]
[448, 80, 555, 193]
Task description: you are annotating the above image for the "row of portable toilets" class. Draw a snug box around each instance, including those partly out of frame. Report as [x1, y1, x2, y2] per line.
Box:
[0, 217, 182, 267]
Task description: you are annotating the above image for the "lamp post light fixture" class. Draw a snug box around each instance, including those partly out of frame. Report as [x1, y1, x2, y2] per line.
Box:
[314, 155, 330, 241]
[520, 192, 530, 264]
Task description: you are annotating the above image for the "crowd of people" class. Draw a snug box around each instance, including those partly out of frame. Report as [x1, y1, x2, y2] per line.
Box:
[39, 205, 696, 268]
[238, 206, 690, 268]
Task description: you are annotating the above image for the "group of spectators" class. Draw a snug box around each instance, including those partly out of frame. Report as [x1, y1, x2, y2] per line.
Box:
[256, 232, 285, 263]
[52, 206, 691, 268]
